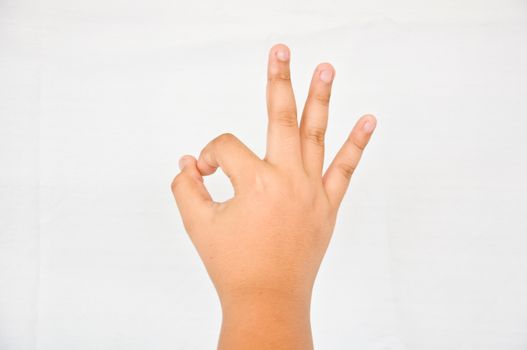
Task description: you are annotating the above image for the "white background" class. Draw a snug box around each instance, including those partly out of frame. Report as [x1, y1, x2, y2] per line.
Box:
[1, 1, 527, 349]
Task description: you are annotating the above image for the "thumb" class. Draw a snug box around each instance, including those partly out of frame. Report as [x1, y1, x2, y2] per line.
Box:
[171, 155, 213, 233]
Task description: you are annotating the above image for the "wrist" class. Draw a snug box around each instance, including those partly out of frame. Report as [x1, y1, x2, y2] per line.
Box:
[218, 287, 313, 350]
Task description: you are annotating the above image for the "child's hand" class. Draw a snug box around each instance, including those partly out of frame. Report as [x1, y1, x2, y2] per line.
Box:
[171, 43, 376, 349]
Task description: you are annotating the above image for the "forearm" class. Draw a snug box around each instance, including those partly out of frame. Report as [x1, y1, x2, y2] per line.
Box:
[218, 291, 313, 350]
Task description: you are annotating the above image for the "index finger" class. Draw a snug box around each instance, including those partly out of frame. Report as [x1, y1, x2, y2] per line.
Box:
[197, 133, 262, 195]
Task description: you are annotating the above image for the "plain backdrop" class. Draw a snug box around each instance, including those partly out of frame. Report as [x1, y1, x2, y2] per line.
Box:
[1, 0, 527, 349]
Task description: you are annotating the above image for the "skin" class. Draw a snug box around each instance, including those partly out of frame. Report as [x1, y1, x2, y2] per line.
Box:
[171, 43, 376, 349]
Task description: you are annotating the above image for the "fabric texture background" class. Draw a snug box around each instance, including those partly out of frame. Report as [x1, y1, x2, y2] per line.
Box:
[1, 1, 527, 349]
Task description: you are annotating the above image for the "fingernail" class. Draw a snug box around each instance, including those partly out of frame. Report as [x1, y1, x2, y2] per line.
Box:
[178, 156, 192, 170]
[363, 121, 375, 133]
[319, 69, 333, 83]
[276, 49, 289, 62]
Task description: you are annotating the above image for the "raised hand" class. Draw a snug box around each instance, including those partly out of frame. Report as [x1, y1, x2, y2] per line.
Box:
[171, 43, 376, 350]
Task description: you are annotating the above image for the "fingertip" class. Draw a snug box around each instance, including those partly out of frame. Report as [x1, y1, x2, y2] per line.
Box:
[270, 43, 290, 62]
[178, 155, 206, 183]
[360, 114, 377, 133]
[196, 157, 217, 176]
[178, 155, 196, 171]
[361, 114, 377, 123]
[315, 62, 335, 84]
[316, 62, 335, 71]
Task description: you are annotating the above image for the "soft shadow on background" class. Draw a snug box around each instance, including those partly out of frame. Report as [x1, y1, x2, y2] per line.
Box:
[1, 1, 526, 349]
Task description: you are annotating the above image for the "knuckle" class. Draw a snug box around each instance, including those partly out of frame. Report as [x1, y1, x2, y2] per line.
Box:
[348, 136, 366, 151]
[337, 162, 356, 180]
[273, 109, 297, 127]
[215, 132, 237, 145]
[312, 91, 331, 107]
[268, 71, 291, 84]
[304, 127, 326, 147]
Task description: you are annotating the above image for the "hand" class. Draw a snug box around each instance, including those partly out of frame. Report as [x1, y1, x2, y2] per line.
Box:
[171, 43, 376, 349]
